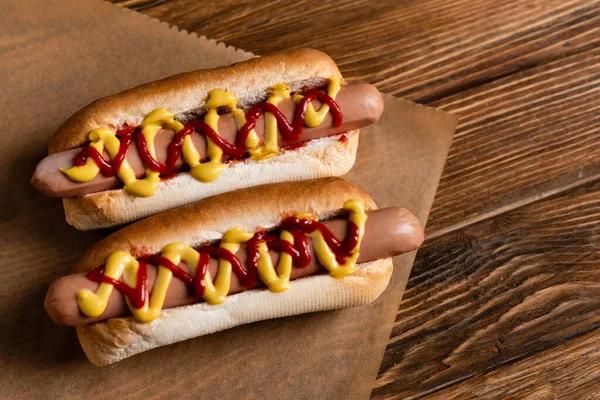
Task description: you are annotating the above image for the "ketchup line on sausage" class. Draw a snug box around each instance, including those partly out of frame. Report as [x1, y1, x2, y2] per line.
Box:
[75, 127, 137, 177]
[74, 198, 365, 323]
[32, 83, 385, 199]
[74, 199, 365, 323]
[85, 217, 360, 306]
[75, 87, 343, 179]
[45, 207, 425, 326]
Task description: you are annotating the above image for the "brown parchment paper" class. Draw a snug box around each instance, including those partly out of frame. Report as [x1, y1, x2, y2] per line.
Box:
[0, 0, 457, 398]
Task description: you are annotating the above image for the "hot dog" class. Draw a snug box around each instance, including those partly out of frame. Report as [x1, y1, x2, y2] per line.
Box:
[45, 178, 424, 366]
[32, 83, 382, 198]
[46, 207, 421, 326]
[31, 49, 385, 231]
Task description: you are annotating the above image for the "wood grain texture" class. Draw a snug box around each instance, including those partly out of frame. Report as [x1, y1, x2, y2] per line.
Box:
[373, 179, 600, 398]
[427, 47, 600, 237]
[427, 328, 600, 400]
[111, 0, 600, 102]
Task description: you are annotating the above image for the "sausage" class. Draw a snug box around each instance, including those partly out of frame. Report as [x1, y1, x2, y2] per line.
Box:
[31, 83, 384, 198]
[44, 207, 423, 326]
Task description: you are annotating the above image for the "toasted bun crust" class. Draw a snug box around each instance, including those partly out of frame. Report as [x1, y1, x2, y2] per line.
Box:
[49, 48, 342, 154]
[63, 131, 359, 231]
[73, 177, 388, 366]
[77, 258, 392, 366]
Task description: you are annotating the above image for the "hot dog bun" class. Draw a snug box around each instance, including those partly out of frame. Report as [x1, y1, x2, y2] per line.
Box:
[49, 49, 362, 230]
[74, 178, 394, 366]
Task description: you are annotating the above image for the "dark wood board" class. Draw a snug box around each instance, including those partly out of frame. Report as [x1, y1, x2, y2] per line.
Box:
[427, 47, 600, 237]
[375, 179, 600, 398]
[429, 328, 600, 399]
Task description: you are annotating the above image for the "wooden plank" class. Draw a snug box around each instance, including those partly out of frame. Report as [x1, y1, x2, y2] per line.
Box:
[426, 47, 600, 237]
[112, 0, 600, 102]
[426, 328, 600, 399]
[372, 179, 600, 399]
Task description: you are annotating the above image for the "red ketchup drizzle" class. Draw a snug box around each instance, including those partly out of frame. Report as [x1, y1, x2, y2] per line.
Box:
[85, 216, 359, 312]
[281, 218, 360, 264]
[74, 127, 136, 177]
[86, 261, 148, 309]
[73, 88, 342, 177]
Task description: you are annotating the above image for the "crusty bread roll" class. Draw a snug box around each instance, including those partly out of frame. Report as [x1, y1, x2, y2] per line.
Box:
[73, 178, 393, 366]
[49, 49, 361, 230]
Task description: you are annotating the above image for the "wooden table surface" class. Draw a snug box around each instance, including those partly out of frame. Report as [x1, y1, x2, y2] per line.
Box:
[112, 1, 600, 398]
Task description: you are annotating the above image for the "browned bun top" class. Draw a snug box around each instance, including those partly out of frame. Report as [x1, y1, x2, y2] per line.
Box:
[49, 48, 342, 154]
[72, 178, 376, 274]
